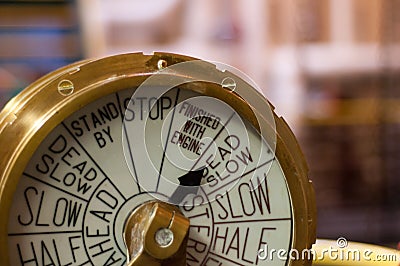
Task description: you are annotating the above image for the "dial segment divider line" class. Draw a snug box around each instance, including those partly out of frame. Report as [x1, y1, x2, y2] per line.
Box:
[214, 219, 288, 225]
[80, 172, 123, 262]
[23, 172, 89, 203]
[206, 157, 275, 196]
[8, 230, 82, 236]
[77, 259, 91, 266]
[156, 88, 181, 192]
[62, 122, 127, 201]
[116, 92, 141, 194]
[189, 111, 236, 171]
[17, 174, 105, 263]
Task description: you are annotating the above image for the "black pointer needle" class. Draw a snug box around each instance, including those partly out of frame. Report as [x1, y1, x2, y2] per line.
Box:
[169, 167, 206, 205]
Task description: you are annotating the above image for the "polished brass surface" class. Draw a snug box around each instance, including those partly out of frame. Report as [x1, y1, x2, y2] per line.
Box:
[0, 52, 316, 265]
[125, 201, 189, 266]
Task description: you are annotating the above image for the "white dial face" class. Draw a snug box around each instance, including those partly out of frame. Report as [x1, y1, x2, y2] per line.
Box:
[7, 87, 293, 265]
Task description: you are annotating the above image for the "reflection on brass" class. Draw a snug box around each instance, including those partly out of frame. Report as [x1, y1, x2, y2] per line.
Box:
[124, 201, 189, 266]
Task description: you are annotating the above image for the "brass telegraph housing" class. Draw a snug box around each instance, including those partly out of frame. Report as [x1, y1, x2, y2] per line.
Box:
[0, 53, 316, 265]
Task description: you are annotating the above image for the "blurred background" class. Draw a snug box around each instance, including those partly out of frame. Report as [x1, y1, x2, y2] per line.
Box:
[0, 0, 399, 247]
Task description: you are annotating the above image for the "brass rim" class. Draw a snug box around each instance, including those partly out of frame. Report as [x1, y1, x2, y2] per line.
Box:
[0, 52, 316, 265]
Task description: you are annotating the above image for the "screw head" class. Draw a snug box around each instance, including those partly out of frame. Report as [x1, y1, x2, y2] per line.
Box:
[58, 79, 74, 96]
[154, 227, 174, 247]
[157, 59, 168, 70]
[221, 77, 236, 92]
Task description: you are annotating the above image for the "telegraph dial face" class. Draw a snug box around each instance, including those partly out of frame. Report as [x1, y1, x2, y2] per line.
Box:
[0, 53, 316, 265]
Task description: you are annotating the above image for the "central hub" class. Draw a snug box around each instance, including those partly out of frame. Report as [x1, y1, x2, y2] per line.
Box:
[124, 201, 190, 266]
